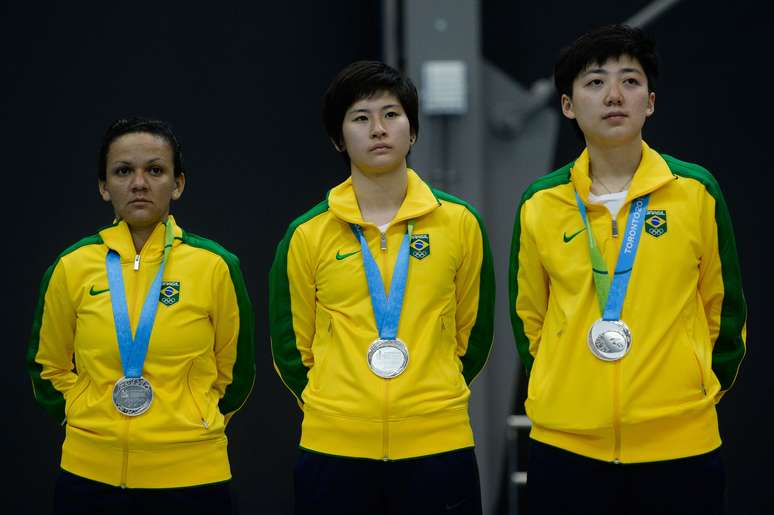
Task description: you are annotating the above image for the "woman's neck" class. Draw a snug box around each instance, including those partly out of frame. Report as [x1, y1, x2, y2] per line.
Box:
[129, 226, 154, 254]
[351, 164, 408, 227]
[587, 138, 643, 193]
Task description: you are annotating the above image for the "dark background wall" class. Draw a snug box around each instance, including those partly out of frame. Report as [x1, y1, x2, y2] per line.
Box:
[3, 1, 769, 514]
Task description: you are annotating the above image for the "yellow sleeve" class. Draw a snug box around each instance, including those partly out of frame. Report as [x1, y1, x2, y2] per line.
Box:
[210, 253, 255, 421]
[27, 259, 78, 422]
[455, 208, 495, 385]
[510, 198, 549, 374]
[270, 225, 316, 404]
[696, 184, 746, 398]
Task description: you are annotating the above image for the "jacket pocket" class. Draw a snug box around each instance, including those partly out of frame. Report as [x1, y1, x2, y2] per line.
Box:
[437, 313, 464, 387]
[65, 375, 90, 420]
[185, 361, 218, 430]
[526, 349, 546, 402]
[526, 303, 566, 402]
[679, 317, 707, 397]
[440, 313, 455, 338]
[308, 308, 334, 388]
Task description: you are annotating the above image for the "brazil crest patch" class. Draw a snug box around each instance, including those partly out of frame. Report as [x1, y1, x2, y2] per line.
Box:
[410, 234, 430, 260]
[645, 210, 667, 237]
[159, 281, 180, 306]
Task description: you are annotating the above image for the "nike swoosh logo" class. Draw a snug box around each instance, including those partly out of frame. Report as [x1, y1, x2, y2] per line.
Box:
[89, 285, 110, 296]
[335, 249, 360, 260]
[562, 227, 586, 243]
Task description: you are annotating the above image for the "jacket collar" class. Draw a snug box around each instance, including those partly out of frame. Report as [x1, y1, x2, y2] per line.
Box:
[98, 215, 183, 262]
[571, 141, 675, 203]
[327, 169, 440, 225]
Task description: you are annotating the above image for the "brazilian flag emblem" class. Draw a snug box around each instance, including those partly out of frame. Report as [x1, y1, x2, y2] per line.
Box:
[645, 210, 667, 237]
[159, 281, 180, 306]
[409, 234, 430, 260]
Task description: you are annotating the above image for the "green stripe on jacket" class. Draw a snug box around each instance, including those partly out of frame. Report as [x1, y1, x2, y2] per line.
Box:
[182, 232, 256, 414]
[662, 155, 747, 390]
[26, 234, 103, 422]
[269, 199, 329, 402]
[432, 189, 495, 385]
[509, 164, 573, 375]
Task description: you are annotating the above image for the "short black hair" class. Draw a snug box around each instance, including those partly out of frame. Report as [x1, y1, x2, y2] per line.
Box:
[322, 60, 419, 163]
[554, 24, 658, 98]
[98, 117, 185, 181]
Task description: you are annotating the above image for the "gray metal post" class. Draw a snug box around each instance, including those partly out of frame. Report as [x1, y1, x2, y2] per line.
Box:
[401, 2, 556, 513]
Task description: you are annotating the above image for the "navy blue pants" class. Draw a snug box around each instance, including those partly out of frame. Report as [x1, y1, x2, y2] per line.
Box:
[53, 469, 236, 515]
[293, 447, 482, 515]
[527, 439, 726, 515]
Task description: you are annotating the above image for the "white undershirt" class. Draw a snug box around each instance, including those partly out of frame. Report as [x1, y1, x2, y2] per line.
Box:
[587, 190, 628, 218]
[377, 223, 390, 233]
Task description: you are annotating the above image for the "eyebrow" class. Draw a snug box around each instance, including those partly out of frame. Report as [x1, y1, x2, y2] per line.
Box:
[347, 104, 402, 115]
[582, 67, 644, 76]
[109, 157, 164, 166]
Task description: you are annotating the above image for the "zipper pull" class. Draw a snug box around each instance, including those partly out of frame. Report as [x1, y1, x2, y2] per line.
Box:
[380, 232, 387, 251]
[133, 254, 141, 270]
[202, 418, 209, 429]
[611, 219, 619, 238]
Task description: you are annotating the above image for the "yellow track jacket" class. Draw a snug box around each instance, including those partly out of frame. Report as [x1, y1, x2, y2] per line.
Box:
[509, 142, 747, 463]
[270, 170, 495, 460]
[27, 217, 255, 488]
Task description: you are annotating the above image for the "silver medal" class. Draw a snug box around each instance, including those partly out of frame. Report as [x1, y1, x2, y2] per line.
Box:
[367, 338, 409, 378]
[587, 319, 632, 361]
[112, 376, 153, 416]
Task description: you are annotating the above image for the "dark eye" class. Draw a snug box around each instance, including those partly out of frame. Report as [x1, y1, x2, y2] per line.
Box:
[352, 115, 368, 122]
[115, 167, 132, 176]
[385, 111, 400, 118]
[148, 166, 163, 176]
[587, 78, 603, 87]
[624, 78, 641, 86]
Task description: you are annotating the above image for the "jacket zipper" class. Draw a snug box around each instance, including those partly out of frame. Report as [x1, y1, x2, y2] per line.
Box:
[612, 362, 622, 463]
[380, 226, 390, 459]
[380, 231, 387, 251]
[382, 381, 390, 460]
[601, 212, 623, 463]
[120, 417, 131, 487]
[121, 255, 143, 486]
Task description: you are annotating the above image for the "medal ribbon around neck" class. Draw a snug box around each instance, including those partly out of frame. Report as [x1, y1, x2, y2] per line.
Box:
[574, 191, 649, 320]
[351, 221, 414, 339]
[106, 217, 174, 378]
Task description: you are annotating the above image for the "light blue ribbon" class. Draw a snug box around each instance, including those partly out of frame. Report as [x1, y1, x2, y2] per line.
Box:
[352, 222, 413, 339]
[574, 193, 650, 321]
[106, 219, 173, 377]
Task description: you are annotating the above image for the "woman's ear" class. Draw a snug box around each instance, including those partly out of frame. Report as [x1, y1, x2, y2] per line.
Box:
[98, 180, 111, 202]
[561, 94, 576, 119]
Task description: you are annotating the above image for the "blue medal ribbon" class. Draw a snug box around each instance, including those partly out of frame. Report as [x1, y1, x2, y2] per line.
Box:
[351, 222, 413, 339]
[106, 218, 174, 378]
[574, 192, 650, 321]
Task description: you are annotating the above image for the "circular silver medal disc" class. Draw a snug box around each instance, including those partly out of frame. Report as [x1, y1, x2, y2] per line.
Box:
[587, 319, 632, 361]
[112, 376, 153, 416]
[367, 338, 409, 378]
